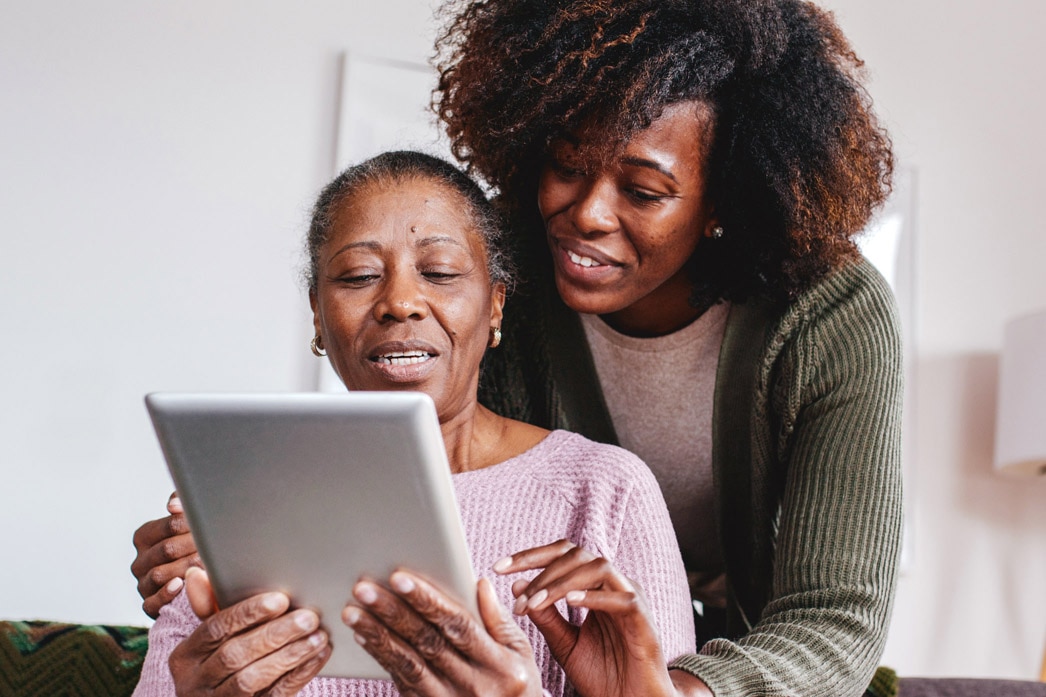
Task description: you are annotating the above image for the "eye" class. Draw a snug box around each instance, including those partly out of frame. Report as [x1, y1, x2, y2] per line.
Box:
[626, 188, 669, 204]
[333, 272, 380, 286]
[422, 268, 462, 283]
[549, 157, 586, 180]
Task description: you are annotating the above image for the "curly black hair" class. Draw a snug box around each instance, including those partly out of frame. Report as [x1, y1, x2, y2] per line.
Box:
[434, 0, 892, 304]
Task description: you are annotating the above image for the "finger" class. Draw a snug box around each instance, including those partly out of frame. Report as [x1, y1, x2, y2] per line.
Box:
[264, 643, 333, 697]
[477, 578, 532, 657]
[167, 491, 184, 514]
[525, 556, 636, 613]
[387, 571, 488, 655]
[200, 610, 322, 687]
[563, 589, 665, 663]
[493, 539, 580, 576]
[192, 591, 291, 655]
[185, 567, 219, 618]
[348, 579, 458, 670]
[524, 601, 578, 664]
[132, 529, 197, 594]
[212, 628, 329, 696]
[131, 514, 193, 575]
[346, 605, 442, 695]
[142, 576, 184, 619]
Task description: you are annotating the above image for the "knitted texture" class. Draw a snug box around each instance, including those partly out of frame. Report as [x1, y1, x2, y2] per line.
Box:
[480, 255, 905, 697]
[0, 620, 148, 697]
[866, 665, 900, 697]
[132, 430, 695, 696]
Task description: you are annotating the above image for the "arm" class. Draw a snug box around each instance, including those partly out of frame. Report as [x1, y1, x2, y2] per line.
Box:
[130, 492, 201, 618]
[672, 262, 905, 696]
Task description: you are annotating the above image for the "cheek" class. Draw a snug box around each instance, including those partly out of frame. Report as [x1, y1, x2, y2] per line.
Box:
[537, 173, 570, 218]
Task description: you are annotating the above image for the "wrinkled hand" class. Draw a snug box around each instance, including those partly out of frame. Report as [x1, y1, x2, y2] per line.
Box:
[131, 492, 202, 618]
[343, 571, 544, 697]
[169, 567, 331, 697]
[496, 540, 710, 697]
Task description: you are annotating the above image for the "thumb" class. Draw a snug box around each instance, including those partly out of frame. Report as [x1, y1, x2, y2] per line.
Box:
[185, 567, 219, 619]
[477, 578, 530, 652]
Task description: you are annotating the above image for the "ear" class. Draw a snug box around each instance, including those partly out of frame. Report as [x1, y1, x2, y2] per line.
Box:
[309, 289, 323, 338]
[489, 282, 506, 328]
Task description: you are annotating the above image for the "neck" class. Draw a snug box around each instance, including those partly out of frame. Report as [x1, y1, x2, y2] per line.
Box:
[439, 402, 509, 474]
[601, 274, 706, 337]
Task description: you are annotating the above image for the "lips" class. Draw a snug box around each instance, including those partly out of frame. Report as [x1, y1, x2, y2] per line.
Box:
[555, 239, 619, 268]
[364, 340, 440, 383]
[373, 350, 432, 366]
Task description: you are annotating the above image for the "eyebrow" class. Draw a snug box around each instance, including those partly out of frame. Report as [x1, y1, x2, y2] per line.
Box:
[619, 156, 679, 184]
[327, 234, 468, 261]
[551, 137, 680, 184]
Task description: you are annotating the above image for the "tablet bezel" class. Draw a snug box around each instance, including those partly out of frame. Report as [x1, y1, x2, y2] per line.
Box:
[145, 391, 477, 679]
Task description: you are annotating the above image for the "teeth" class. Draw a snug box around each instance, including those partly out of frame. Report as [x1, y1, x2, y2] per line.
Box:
[568, 250, 601, 268]
[377, 351, 431, 366]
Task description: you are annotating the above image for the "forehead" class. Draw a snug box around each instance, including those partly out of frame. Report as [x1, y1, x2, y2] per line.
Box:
[329, 177, 484, 253]
[560, 100, 714, 172]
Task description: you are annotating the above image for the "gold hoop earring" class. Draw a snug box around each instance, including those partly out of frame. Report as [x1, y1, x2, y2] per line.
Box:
[488, 326, 502, 349]
[310, 335, 326, 357]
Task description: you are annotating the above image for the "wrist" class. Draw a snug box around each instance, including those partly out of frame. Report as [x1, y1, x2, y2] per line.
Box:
[669, 668, 714, 697]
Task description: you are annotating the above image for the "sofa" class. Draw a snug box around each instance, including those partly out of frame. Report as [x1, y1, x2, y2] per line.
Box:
[2, 619, 1044, 697]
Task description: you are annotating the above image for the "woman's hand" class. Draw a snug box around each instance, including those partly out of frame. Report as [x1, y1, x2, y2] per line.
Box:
[131, 492, 202, 618]
[496, 540, 712, 697]
[343, 571, 544, 697]
[169, 567, 331, 697]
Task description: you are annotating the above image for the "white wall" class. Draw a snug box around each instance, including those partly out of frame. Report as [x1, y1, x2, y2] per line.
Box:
[2, 0, 1044, 681]
[820, 0, 1046, 680]
[0, 1, 436, 626]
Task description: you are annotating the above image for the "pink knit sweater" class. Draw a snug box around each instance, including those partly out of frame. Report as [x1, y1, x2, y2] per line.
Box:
[133, 430, 695, 697]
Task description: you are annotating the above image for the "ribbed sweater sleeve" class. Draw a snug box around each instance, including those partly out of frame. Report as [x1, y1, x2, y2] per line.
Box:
[670, 259, 905, 696]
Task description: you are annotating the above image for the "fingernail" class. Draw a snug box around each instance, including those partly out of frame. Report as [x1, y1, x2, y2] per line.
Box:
[527, 589, 548, 609]
[353, 632, 367, 646]
[262, 593, 284, 611]
[390, 573, 414, 594]
[354, 583, 378, 605]
[308, 631, 325, 647]
[492, 556, 513, 573]
[512, 594, 528, 615]
[166, 577, 183, 594]
[565, 590, 585, 604]
[344, 606, 361, 626]
[294, 611, 318, 631]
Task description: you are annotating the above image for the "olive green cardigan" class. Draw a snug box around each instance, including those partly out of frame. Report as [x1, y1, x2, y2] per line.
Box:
[479, 257, 904, 697]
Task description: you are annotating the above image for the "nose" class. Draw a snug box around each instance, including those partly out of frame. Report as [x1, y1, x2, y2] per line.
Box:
[570, 177, 618, 237]
[373, 269, 429, 323]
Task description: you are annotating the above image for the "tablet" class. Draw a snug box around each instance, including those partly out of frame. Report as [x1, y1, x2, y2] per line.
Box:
[144, 391, 477, 680]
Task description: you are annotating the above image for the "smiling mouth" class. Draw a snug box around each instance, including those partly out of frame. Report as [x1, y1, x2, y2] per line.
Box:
[567, 250, 606, 268]
[372, 351, 433, 366]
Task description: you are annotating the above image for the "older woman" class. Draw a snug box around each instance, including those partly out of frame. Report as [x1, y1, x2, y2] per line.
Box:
[135, 1, 904, 695]
[130, 151, 694, 697]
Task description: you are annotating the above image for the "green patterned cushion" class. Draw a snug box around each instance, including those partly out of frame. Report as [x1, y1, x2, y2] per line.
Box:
[0, 620, 148, 697]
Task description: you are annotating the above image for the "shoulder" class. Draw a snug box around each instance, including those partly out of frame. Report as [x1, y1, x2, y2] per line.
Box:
[533, 430, 656, 483]
[726, 257, 902, 376]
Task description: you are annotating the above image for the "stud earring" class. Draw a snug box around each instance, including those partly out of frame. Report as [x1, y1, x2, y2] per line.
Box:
[711, 225, 725, 239]
[489, 326, 502, 349]
[310, 335, 326, 357]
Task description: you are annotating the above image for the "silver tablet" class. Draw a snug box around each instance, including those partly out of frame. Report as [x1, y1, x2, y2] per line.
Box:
[145, 391, 477, 679]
